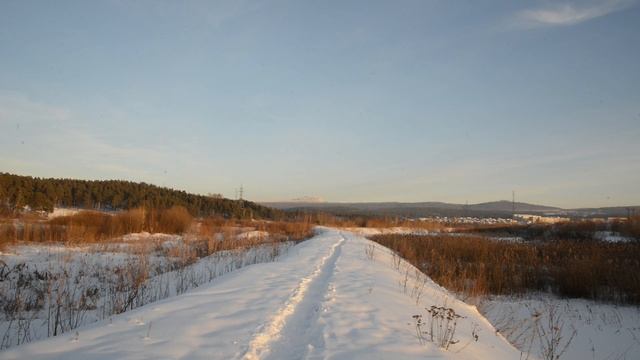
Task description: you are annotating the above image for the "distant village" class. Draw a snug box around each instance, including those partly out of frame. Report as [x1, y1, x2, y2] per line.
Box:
[415, 214, 629, 225]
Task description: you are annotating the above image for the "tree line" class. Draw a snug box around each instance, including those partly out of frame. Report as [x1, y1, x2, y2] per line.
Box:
[0, 172, 280, 219]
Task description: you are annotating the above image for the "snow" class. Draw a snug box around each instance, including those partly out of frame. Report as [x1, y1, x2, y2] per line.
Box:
[237, 230, 270, 240]
[121, 232, 179, 242]
[0, 243, 120, 268]
[5, 227, 635, 359]
[1, 228, 520, 359]
[479, 295, 640, 360]
[490, 236, 525, 242]
[594, 231, 636, 243]
[47, 208, 81, 219]
[0, 236, 295, 350]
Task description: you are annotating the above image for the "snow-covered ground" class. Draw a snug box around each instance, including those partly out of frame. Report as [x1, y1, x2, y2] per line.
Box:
[479, 296, 640, 360]
[1, 228, 519, 359]
[0, 233, 296, 350]
[594, 231, 636, 243]
[3, 227, 638, 359]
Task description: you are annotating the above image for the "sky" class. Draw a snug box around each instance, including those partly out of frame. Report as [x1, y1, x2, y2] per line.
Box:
[0, 0, 639, 208]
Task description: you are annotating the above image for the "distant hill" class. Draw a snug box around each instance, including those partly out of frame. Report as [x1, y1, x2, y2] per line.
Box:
[263, 200, 636, 218]
[263, 200, 558, 218]
[467, 200, 560, 213]
[0, 172, 280, 219]
[562, 206, 640, 218]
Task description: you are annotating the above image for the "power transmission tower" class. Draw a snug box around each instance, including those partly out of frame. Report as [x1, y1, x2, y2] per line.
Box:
[239, 185, 244, 200]
[512, 190, 515, 214]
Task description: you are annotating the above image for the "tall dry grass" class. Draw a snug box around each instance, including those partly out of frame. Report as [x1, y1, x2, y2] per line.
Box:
[371, 234, 640, 304]
[194, 217, 313, 243]
[0, 206, 193, 245]
[619, 215, 640, 239]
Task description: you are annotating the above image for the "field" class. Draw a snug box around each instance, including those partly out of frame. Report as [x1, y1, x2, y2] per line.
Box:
[367, 219, 640, 359]
[0, 209, 312, 350]
[1, 229, 523, 360]
[369, 233, 640, 303]
[2, 208, 640, 359]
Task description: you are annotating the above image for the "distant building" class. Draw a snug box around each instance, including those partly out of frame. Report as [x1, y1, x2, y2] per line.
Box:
[604, 217, 628, 223]
[514, 214, 569, 224]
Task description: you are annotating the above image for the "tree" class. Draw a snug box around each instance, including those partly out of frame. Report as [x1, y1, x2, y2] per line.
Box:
[0, 172, 281, 219]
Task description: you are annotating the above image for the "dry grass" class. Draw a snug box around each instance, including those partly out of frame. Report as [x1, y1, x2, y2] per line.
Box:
[0, 200, 317, 350]
[0, 208, 316, 249]
[619, 215, 640, 239]
[460, 220, 600, 241]
[0, 206, 193, 245]
[194, 216, 313, 243]
[370, 233, 640, 304]
[0, 213, 315, 349]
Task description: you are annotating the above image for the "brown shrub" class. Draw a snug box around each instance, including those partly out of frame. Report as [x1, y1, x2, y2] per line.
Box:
[254, 220, 313, 242]
[1, 206, 193, 244]
[0, 219, 67, 244]
[154, 206, 192, 234]
[182, 216, 314, 260]
[194, 216, 313, 243]
[622, 216, 640, 239]
[116, 208, 146, 235]
[371, 234, 640, 304]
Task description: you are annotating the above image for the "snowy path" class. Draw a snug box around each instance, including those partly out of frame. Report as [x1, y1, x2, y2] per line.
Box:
[244, 234, 345, 360]
[0, 228, 520, 360]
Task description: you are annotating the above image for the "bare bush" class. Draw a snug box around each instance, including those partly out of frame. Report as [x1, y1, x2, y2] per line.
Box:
[412, 305, 463, 350]
[155, 206, 192, 234]
[426, 305, 463, 349]
[535, 305, 576, 360]
[364, 243, 376, 261]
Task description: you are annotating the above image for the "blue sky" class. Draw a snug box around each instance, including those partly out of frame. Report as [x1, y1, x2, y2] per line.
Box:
[1, 0, 639, 208]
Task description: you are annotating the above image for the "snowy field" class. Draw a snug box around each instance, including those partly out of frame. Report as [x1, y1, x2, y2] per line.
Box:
[1, 228, 638, 359]
[479, 295, 640, 360]
[1, 228, 519, 359]
[0, 231, 297, 350]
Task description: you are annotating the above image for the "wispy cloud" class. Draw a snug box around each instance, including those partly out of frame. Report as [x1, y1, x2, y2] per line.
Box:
[513, 0, 635, 28]
[0, 91, 172, 181]
[0, 91, 70, 125]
